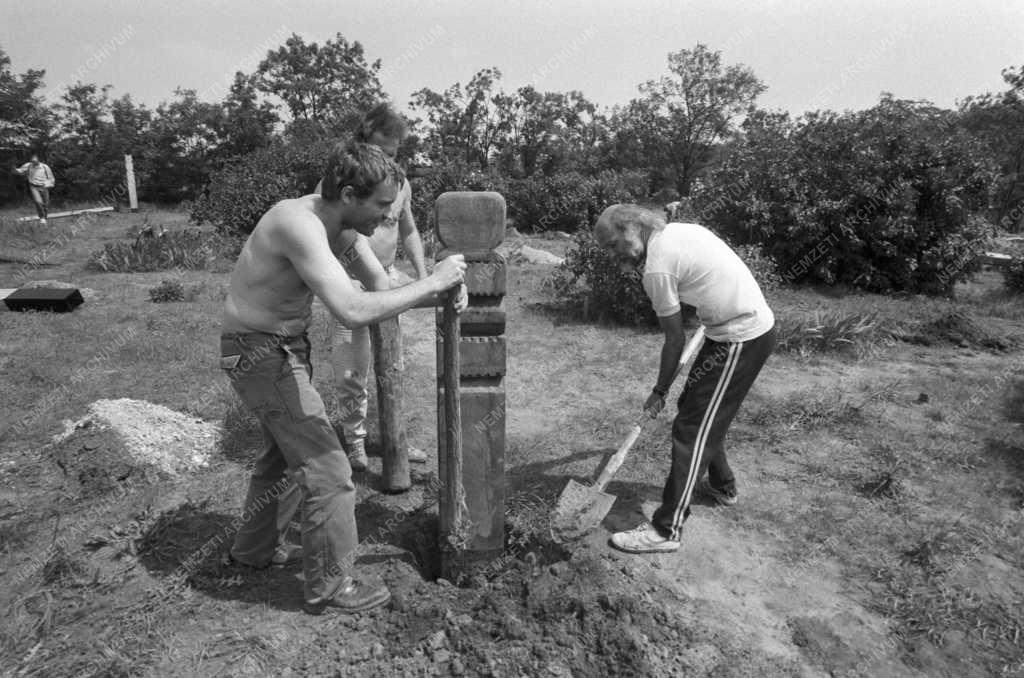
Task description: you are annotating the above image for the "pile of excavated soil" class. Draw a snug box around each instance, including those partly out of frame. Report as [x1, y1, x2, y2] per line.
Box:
[286, 547, 799, 677]
[898, 310, 1020, 351]
[50, 399, 218, 497]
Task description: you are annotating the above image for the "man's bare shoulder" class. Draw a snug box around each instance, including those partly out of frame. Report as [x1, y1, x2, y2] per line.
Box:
[256, 196, 325, 248]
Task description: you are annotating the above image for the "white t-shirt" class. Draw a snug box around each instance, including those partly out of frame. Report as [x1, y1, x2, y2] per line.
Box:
[643, 223, 775, 343]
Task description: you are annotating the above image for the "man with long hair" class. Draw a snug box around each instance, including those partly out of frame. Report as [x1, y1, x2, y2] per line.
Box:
[593, 204, 777, 554]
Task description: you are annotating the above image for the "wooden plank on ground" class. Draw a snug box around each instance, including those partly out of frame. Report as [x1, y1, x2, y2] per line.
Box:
[16, 206, 114, 222]
[982, 252, 1014, 268]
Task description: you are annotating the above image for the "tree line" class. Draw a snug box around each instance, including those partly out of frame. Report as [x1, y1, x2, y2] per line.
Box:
[2, 34, 1021, 293]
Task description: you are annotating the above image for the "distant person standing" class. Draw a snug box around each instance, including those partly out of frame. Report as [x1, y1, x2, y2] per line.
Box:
[13, 154, 55, 224]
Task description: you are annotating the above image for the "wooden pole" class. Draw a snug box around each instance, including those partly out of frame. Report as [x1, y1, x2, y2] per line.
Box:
[124, 154, 138, 212]
[371, 317, 410, 492]
[15, 206, 113, 222]
[440, 287, 464, 567]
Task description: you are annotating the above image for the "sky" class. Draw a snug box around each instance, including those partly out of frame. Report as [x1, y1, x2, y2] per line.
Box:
[1, 0, 1021, 118]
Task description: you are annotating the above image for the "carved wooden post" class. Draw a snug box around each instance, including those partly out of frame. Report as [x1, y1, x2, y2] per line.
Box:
[435, 191, 507, 580]
[371, 317, 410, 492]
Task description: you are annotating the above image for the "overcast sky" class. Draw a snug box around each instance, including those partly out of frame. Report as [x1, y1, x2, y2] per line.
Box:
[2, 0, 1021, 117]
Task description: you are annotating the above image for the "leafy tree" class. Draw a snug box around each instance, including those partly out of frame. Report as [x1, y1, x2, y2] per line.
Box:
[218, 72, 279, 159]
[49, 82, 118, 199]
[141, 88, 225, 202]
[410, 67, 505, 170]
[0, 46, 50, 203]
[616, 44, 765, 196]
[958, 65, 1024, 230]
[255, 32, 383, 137]
[494, 86, 598, 177]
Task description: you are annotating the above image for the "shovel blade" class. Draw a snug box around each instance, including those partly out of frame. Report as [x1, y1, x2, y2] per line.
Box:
[550, 478, 616, 542]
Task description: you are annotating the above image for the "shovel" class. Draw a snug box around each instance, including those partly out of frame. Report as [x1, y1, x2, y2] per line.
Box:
[551, 326, 706, 542]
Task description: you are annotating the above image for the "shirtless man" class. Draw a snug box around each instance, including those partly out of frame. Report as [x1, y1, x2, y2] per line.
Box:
[220, 140, 466, 614]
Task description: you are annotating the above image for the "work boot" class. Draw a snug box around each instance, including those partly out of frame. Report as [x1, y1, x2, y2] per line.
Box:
[303, 577, 391, 615]
[269, 543, 303, 568]
[347, 439, 368, 472]
[224, 543, 302, 570]
[407, 446, 428, 464]
[610, 522, 680, 554]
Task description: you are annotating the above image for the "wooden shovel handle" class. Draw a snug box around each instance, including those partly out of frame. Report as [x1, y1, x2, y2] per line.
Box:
[592, 326, 706, 492]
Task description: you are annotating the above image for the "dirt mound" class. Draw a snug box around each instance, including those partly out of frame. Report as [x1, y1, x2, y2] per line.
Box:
[289, 545, 797, 677]
[898, 310, 1019, 351]
[50, 399, 218, 497]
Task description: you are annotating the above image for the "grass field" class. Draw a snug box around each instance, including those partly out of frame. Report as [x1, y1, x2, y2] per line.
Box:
[1, 205, 1022, 676]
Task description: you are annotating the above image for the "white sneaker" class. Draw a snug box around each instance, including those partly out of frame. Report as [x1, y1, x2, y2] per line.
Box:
[39, 218, 47, 225]
[610, 522, 680, 554]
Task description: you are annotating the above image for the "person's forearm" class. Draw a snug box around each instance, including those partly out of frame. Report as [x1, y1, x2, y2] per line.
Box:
[332, 276, 441, 329]
[654, 335, 687, 395]
[403, 231, 429, 278]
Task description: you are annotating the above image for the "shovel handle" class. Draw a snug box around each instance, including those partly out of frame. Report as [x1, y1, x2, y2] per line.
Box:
[592, 326, 706, 492]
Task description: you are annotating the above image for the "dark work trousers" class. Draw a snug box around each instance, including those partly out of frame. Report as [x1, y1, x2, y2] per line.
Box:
[652, 324, 778, 541]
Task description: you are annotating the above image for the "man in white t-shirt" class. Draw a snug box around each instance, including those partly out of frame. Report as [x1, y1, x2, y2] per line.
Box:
[592, 204, 777, 554]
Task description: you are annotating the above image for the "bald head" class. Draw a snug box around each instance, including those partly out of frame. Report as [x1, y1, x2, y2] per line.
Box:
[593, 204, 665, 271]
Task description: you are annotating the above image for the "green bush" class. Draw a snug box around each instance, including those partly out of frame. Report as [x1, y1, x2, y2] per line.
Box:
[148, 280, 201, 303]
[189, 139, 333, 236]
[732, 243, 782, 293]
[694, 99, 996, 295]
[548, 228, 658, 326]
[1002, 257, 1024, 293]
[504, 170, 647, 233]
[87, 227, 234, 272]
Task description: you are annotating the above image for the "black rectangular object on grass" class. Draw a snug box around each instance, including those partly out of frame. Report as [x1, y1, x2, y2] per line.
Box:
[4, 288, 84, 312]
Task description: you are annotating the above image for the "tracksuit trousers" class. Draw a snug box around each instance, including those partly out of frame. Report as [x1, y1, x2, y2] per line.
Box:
[652, 324, 778, 541]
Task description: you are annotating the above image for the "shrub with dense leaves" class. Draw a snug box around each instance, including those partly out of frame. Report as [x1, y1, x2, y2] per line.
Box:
[148, 279, 202, 303]
[190, 139, 333, 236]
[504, 170, 648, 233]
[548, 228, 658, 326]
[1003, 258, 1024, 293]
[731, 243, 782, 293]
[693, 98, 997, 295]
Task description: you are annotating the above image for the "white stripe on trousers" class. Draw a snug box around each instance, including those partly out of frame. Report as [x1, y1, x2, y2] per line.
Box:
[669, 341, 743, 535]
